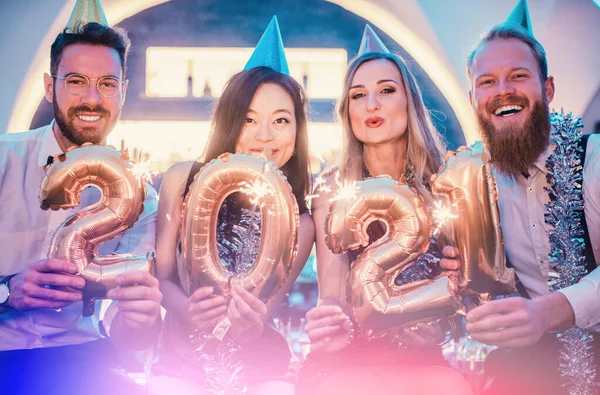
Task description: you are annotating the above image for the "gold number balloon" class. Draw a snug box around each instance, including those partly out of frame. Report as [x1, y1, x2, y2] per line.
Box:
[431, 142, 516, 295]
[39, 145, 154, 297]
[325, 176, 461, 340]
[181, 154, 299, 339]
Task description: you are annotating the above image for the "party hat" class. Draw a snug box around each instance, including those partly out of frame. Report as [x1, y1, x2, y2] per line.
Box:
[65, 0, 109, 33]
[244, 16, 289, 75]
[358, 24, 390, 55]
[506, 0, 533, 35]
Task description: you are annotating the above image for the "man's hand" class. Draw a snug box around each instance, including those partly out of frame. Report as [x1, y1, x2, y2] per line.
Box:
[188, 286, 228, 331]
[7, 258, 85, 311]
[107, 271, 162, 331]
[466, 293, 575, 347]
[439, 246, 460, 271]
[228, 285, 267, 343]
[305, 304, 353, 354]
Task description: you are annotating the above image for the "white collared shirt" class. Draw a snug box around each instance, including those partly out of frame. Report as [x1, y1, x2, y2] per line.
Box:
[0, 123, 158, 350]
[495, 134, 600, 329]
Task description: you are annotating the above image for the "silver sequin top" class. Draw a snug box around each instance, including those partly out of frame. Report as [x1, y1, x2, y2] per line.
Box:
[216, 195, 261, 275]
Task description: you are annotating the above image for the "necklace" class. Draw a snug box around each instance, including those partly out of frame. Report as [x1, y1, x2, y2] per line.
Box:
[362, 161, 418, 188]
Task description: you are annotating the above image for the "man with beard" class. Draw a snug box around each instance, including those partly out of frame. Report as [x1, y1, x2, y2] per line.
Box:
[441, 23, 600, 394]
[0, 19, 161, 395]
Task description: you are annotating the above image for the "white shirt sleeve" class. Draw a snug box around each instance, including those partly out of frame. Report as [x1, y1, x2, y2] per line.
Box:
[559, 272, 600, 330]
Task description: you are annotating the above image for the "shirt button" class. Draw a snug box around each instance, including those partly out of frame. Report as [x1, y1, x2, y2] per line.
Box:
[528, 187, 533, 192]
[532, 224, 536, 227]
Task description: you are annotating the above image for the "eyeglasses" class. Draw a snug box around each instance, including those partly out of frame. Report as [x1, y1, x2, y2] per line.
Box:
[52, 73, 123, 98]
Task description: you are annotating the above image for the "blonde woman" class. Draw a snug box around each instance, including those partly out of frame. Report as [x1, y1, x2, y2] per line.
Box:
[297, 29, 471, 395]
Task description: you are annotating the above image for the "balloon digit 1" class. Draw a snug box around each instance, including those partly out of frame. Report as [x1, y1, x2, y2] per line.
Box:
[325, 176, 461, 340]
[39, 144, 154, 315]
[431, 142, 516, 297]
[182, 154, 299, 340]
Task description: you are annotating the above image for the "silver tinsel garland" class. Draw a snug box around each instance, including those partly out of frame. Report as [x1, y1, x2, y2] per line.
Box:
[545, 111, 597, 395]
[191, 330, 248, 394]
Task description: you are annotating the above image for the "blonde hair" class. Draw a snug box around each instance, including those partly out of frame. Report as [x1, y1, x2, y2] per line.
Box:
[330, 52, 447, 203]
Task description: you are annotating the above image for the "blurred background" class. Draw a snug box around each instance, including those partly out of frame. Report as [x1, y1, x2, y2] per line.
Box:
[1, 0, 599, 388]
[3, 0, 600, 169]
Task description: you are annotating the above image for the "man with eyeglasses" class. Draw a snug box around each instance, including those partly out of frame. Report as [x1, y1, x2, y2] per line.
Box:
[0, 19, 161, 395]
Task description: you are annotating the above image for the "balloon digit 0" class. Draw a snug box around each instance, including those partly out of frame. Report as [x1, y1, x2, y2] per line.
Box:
[182, 154, 299, 340]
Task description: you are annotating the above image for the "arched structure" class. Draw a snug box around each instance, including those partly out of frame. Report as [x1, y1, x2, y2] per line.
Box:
[3, 0, 600, 139]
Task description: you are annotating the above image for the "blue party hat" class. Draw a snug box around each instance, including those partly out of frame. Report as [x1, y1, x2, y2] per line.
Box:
[506, 0, 533, 35]
[65, 0, 108, 32]
[244, 16, 289, 75]
[358, 24, 390, 55]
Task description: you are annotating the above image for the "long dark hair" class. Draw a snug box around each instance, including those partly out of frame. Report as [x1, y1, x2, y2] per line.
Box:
[202, 66, 310, 212]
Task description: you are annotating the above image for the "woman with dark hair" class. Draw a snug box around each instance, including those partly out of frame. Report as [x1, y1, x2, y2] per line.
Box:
[296, 26, 471, 395]
[149, 18, 315, 395]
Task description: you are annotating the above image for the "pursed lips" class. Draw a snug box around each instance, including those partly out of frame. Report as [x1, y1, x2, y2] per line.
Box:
[365, 116, 384, 128]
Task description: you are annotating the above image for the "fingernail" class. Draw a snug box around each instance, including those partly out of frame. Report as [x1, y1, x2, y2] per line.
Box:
[69, 265, 78, 274]
[73, 294, 82, 301]
[77, 280, 86, 288]
[331, 325, 340, 331]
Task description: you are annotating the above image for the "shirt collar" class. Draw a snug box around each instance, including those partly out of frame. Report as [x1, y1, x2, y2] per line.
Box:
[38, 120, 63, 167]
[530, 142, 554, 175]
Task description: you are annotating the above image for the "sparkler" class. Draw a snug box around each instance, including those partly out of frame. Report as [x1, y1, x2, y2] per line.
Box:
[238, 179, 275, 207]
[306, 171, 357, 204]
[329, 180, 359, 203]
[129, 160, 155, 184]
[431, 200, 458, 238]
[127, 149, 156, 185]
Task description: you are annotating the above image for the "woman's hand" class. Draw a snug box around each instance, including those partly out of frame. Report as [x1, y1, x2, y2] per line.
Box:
[305, 304, 354, 354]
[228, 285, 267, 343]
[188, 286, 228, 331]
[400, 322, 445, 347]
[218, 152, 233, 162]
